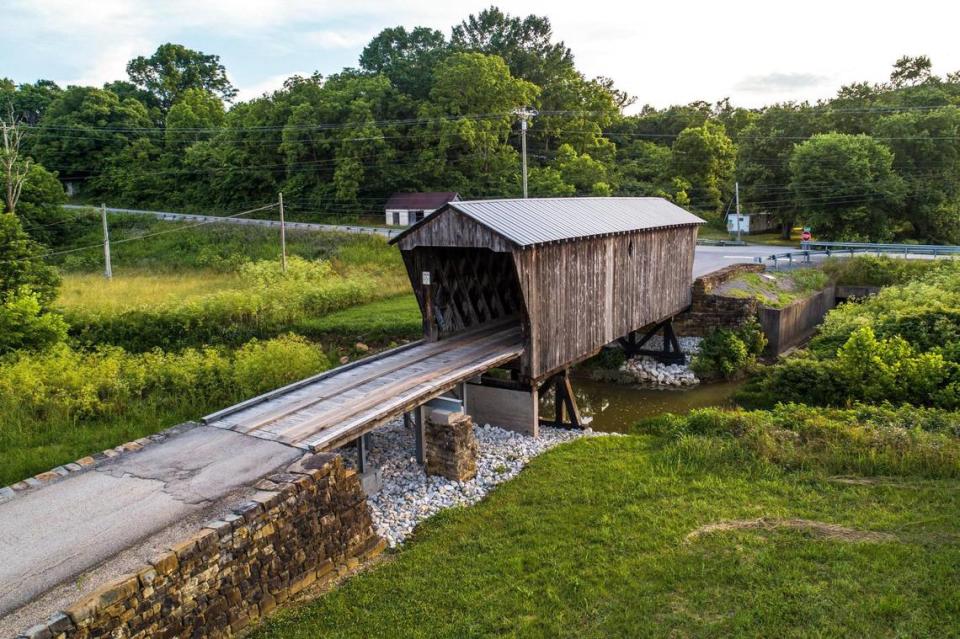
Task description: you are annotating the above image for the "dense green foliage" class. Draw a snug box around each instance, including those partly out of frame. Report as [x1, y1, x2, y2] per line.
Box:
[739, 260, 960, 410]
[821, 255, 947, 286]
[0, 334, 328, 485]
[789, 133, 905, 240]
[691, 319, 766, 379]
[3, 10, 959, 239]
[252, 435, 960, 637]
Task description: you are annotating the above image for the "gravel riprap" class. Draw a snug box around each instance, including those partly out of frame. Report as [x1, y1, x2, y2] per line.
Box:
[344, 420, 609, 548]
[618, 336, 702, 387]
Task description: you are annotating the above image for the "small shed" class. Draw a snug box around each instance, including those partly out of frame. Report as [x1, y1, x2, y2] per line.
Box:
[727, 211, 778, 234]
[384, 192, 459, 226]
[390, 197, 704, 386]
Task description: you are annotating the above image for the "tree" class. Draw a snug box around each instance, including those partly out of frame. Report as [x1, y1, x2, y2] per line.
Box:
[789, 133, 905, 241]
[419, 53, 538, 195]
[360, 26, 448, 98]
[672, 121, 736, 212]
[1, 114, 31, 215]
[0, 212, 60, 304]
[737, 103, 822, 237]
[527, 166, 574, 196]
[554, 143, 611, 194]
[890, 55, 934, 88]
[0, 79, 62, 125]
[8, 163, 72, 245]
[451, 7, 574, 87]
[127, 43, 237, 110]
[31, 86, 153, 182]
[874, 107, 960, 242]
[165, 88, 226, 149]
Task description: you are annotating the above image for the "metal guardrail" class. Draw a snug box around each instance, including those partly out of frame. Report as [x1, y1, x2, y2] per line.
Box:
[755, 242, 960, 268]
[62, 204, 403, 238]
[801, 241, 960, 255]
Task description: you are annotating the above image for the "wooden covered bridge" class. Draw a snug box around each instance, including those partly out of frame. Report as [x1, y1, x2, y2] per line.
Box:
[204, 198, 703, 455]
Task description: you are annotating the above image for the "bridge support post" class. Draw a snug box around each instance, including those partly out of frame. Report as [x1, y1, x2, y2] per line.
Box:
[619, 318, 685, 364]
[412, 406, 426, 465]
[546, 369, 583, 430]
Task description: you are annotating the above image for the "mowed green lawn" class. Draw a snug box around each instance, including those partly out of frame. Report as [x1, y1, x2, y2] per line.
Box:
[253, 436, 960, 638]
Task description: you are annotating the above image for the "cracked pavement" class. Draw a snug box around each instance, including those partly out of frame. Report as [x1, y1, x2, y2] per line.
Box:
[0, 426, 302, 618]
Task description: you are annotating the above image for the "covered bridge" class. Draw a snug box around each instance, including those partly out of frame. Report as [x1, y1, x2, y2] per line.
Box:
[391, 198, 704, 432]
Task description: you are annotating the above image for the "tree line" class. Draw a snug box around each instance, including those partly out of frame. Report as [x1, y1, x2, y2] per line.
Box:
[3, 6, 960, 243]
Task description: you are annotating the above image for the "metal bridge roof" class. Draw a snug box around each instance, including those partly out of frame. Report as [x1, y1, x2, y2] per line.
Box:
[391, 197, 704, 248]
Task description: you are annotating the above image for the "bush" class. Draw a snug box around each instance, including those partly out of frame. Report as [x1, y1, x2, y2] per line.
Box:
[233, 334, 330, 396]
[821, 255, 956, 287]
[691, 319, 767, 379]
[0, 336, 330, 425]
[0, 287, 68, 354]
[633, 404, 960, 478]
[739, 327, 956, 410]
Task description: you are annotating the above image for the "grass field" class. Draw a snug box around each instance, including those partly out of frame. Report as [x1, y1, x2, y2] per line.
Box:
[56, 269, 246, 313]
[252, 435, 960, 638]
[300, 294, 421, 346]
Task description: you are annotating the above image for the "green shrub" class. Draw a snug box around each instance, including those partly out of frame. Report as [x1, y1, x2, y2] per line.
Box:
[740, 327, 956, 409]
[233, 334, 330, 396]
[633, 404, 960, 478]
[821, 255, 956, 287]
[0, 288, 68, 354]
[691, 319, 767, 379]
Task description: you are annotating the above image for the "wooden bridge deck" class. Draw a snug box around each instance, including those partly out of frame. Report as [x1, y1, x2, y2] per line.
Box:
[203, 325, 523, 452]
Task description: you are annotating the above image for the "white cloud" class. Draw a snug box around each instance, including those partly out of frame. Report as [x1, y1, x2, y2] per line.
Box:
[234, 72, 310, 102]
[7, 0, 960, 109]
[735, 72, 833, 94]
[303, 29, 377, 49]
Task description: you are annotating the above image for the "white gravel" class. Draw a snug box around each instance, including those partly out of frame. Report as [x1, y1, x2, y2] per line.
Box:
[618, 336, 703, 387]
[345, 420, 610, 548]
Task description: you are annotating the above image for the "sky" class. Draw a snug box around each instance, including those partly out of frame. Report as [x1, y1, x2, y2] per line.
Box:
[4, 0, 960, 111]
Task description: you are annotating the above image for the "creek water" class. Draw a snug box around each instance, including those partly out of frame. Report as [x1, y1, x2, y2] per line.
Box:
[561, 378, 744, 433]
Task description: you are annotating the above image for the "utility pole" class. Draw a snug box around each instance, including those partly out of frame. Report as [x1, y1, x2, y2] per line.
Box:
[100, 203, 112, 279]
[278, 192, 287, 273]
[735, 181, 742, 244]
[514, 107, 538, 198]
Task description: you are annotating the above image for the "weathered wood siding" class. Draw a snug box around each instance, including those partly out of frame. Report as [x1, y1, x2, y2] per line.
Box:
[512, 226, 697, 381]
[395, 207, 513, 252]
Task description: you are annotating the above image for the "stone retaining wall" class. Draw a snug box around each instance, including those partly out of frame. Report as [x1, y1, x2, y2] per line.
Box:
[17, 454, 384, 639]
[674, 264, 766, 337]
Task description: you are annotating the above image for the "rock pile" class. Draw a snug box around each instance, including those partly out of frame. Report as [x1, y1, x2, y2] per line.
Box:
[618, 336, 702, 387]
[620, 357, 699, 387]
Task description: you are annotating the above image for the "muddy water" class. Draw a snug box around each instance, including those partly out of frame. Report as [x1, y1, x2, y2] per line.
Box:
[563, 378, 744, 433]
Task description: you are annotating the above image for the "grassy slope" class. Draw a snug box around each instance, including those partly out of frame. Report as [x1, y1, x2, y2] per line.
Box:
[253, 436, 960, 639]
[300, 294, 421, 346]
[56, 269, 246, 312]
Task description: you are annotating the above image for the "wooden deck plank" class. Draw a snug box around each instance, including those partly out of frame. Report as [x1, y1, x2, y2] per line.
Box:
[213, 323, 512, 432]
[270, 329, 522, 443]
[222, 325, 522, 450]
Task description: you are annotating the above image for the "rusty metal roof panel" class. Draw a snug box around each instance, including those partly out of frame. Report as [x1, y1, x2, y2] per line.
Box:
[446, 197, 704, 247]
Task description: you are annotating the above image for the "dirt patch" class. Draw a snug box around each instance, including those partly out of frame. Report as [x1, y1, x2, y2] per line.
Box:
[685, 517, 898, 543]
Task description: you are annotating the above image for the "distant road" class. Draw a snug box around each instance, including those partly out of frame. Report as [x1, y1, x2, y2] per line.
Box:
[62, 204, 402, 239]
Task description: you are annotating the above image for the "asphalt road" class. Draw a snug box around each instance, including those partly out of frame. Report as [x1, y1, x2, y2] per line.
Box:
[0, 426, 302, 621]
[691, 244, 777, 277]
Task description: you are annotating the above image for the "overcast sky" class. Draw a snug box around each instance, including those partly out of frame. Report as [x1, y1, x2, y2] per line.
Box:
[5, 0, 959, 110]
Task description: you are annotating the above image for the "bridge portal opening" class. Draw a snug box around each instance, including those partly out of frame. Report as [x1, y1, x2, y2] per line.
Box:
[404, 247, 524, 339]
